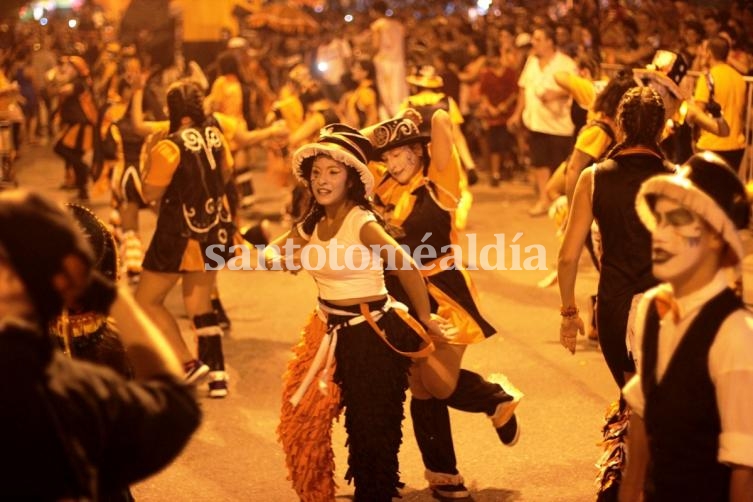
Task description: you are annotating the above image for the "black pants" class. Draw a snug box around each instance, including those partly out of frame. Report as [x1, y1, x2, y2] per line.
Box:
[330, 302, 419, 501]
[54, 141, 89, 194]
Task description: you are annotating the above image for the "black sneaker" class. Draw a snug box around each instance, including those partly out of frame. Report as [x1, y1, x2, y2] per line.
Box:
[488, 373, 523, 446]
[184, 359, 210, 384]
[431, 482, 470, 499]
[496, 414, 520, 446]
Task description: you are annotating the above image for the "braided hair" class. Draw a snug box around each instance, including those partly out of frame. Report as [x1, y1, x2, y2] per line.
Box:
[610, 86, 665, 156]
[166, 79, 206, 133]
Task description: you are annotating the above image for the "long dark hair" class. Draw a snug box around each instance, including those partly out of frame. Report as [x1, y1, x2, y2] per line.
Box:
[592, 71, 636, 120]
[297, 154, 376, 236]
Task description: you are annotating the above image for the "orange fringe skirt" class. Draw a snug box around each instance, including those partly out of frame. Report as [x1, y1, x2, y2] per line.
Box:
[278, 313, 342, 502]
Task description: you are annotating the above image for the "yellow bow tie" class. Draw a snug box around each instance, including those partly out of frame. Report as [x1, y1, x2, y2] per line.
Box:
[654, 288, 680, 323]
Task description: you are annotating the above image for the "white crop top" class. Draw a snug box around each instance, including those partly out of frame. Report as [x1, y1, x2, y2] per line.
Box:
[304, 206, 388, 301]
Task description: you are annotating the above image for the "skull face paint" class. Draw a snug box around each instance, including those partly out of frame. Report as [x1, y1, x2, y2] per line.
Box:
[651, 196, 707, 283]
[382, 144, 422, 185]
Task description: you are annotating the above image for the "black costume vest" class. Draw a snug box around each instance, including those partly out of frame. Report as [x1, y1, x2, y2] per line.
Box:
[592, 151, 672, 301]
[115, 110, 145, 167]
[160, 117, 233, 244]
[375, 181, 453, 257]
[641, 288, 740, 502]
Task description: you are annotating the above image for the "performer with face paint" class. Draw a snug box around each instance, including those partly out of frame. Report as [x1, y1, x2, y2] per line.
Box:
[620, 151, 753, 502]
[364, 109, 521, 499]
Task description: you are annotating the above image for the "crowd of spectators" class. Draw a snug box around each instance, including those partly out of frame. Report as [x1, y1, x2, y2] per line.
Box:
[1, 0, 751, 161]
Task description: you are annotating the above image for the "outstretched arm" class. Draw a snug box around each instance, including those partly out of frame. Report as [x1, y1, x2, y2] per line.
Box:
[131, 85, 164, 137]
[360, 221, 446, 342]
[263, 226, 309, 272]
[235, 120, 289, 148]
[685, 100, 730, 137]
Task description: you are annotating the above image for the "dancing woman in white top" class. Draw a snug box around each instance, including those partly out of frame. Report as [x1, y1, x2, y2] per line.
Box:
[271, 124, 445, 502]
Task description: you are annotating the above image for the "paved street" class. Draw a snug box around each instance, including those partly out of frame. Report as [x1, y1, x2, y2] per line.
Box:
[11, 141, 751, 502]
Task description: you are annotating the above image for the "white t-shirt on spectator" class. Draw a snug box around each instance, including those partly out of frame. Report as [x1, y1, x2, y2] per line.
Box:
[518, 51, 577, 137]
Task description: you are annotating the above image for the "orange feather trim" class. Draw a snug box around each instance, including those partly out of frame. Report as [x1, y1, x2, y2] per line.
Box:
[278, 313, 342, 502]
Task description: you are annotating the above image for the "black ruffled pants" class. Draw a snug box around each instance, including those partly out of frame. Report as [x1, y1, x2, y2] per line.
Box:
[328, 300, 421, 502]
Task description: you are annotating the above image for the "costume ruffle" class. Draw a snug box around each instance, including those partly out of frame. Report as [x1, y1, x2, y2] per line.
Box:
[595, 400, 630, 501]
[333, 310, 417, 501]
[278, 313, 342, 502]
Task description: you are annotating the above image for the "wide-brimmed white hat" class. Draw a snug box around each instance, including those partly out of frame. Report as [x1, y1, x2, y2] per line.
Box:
[636, 151, 750, 264]
[292, 124, 375, 196]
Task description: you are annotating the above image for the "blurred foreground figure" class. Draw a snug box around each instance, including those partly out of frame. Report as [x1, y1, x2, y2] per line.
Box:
[0, 189, 200, 500]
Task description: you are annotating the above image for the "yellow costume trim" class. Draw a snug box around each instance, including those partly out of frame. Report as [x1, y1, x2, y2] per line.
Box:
[145, 139, 180, 187]
[49, 312, 108, 339]
[421, 255, 487, 345]
[359, 301, 434, 358]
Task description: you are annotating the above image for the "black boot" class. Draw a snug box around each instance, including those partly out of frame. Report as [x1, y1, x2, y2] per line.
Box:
[410, 398, 469, 499]
[194, 312, 227, 398]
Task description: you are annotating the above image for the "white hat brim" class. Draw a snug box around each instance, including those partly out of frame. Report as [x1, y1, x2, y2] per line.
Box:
[292, 143, 374, 196]
[636, 174, 744, 263]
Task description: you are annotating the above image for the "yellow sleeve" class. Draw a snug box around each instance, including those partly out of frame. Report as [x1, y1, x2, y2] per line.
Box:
[358, 88, 376, 109]
[567, 74, 596, 109]
[214, 112, 240, 143]
[428, 147, 462, 205]
[274, 94, 304, 130]
[448, 98, 464, 125]
[207, 76, 226, 106]
[693, 75, 710, 104]
[145, 140, 180, 187]
[574, 125, 611, 160]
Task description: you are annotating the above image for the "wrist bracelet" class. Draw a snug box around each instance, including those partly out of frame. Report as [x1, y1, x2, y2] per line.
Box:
[560, 305, 579, 318]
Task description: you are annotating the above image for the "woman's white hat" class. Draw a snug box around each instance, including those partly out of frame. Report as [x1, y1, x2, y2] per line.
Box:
[292, 124, 375, 195]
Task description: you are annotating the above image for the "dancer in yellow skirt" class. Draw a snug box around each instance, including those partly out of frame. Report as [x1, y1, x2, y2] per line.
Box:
[366, 108, 522, 499]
